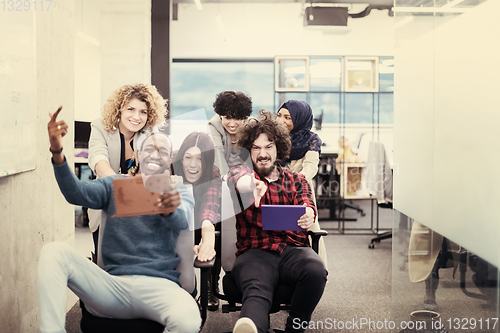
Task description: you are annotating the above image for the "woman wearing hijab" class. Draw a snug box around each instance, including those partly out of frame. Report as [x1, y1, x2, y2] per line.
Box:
[277, 100, 327, 268]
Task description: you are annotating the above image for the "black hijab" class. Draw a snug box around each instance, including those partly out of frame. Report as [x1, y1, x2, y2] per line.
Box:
[278, 100, 322, 165]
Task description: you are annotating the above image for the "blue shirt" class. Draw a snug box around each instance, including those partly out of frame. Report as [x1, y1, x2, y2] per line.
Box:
[53, 160, 194, 285]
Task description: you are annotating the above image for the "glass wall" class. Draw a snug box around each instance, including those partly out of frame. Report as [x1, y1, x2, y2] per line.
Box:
[171, 57, 393, 123]
[392, 0, 499, 331]
[392, 210, 499, 333]
[171, 56, 394, 160]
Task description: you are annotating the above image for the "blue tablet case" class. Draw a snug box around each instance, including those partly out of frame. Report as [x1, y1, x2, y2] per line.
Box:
[261, 205, 306, 231]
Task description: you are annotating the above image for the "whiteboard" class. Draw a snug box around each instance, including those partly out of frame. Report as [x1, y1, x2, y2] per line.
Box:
[0, 10, 37, 177]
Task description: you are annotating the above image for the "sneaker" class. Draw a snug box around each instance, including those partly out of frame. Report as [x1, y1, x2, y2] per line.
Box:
[233, 317, 258, 333]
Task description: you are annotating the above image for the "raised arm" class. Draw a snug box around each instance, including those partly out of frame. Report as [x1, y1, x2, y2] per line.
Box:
[193, 174, 221, 261]
[48, 106, 68, 165]
[48, 107, 110, 209]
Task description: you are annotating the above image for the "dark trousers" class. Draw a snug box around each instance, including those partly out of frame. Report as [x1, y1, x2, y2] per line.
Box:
[232, 246, 327, 333]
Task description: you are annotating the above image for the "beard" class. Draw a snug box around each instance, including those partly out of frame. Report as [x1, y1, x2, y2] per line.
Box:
[254, 158, 275, 179]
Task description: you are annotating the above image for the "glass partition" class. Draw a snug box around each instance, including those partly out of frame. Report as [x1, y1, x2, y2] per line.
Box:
[392, 0, 499, 330]
[392, 210, 499, 333]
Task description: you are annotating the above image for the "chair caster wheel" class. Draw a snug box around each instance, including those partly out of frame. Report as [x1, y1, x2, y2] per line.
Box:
[368, 243, 375, 249]
[361, 212, 366, 217]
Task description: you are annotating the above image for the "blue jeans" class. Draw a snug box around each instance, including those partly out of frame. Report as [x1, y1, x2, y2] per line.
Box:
[232, 246, 327, 333]
[37, 242, 200, 333]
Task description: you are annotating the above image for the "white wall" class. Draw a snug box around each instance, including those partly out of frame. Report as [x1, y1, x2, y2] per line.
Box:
[101, 0, 152, 103]
[394, 0, 500, 266]
[74, 0, 152, 122]
[0, 2, 76, 331]
[171, 3, 394, 58]
[75, 0, 102, 122]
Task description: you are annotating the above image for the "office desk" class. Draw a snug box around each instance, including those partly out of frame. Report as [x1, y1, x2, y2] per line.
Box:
[315, 157, 388, 235]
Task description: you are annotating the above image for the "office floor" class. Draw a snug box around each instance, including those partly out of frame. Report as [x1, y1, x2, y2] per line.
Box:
[66, 200, 395, 332]
[65, 201, 500, 333]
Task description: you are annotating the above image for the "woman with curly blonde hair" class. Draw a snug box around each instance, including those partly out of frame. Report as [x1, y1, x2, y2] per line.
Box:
[87, 83, 167, 258]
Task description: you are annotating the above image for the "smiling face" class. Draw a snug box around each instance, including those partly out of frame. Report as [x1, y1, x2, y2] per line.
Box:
[138, 134, 172, 176]
[182, 146, 202, 184]
[221, 116, 243, 135]
[118, 98, 148, 136]
[251, 133, 277, 178]
[276, 108, 294, 132]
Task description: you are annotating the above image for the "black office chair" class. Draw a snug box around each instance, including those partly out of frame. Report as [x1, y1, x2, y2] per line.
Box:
[79, 207, 214, 332]
[80, 257, 214, 333]
[199, 182, 327, 332]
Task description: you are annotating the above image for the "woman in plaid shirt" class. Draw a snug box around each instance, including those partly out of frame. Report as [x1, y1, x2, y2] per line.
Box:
[172, 132, 221, 262]
[172, 131, 222, 311]
[227, 111, 328, 333]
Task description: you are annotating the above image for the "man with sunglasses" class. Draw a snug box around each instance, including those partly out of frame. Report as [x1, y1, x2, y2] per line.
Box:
[37, 107, 201, 333]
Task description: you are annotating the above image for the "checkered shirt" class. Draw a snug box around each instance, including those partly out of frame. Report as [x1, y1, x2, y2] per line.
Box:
[227, 163, 317, 257]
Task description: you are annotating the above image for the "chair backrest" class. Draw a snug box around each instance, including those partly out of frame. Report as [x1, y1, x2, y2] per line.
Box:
[220, 181, 237, 272]
[365, 141, 393, 204]
[175, 184, 196, 294]
[97, 184, 196, 295]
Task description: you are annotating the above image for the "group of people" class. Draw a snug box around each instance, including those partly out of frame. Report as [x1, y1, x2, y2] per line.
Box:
[39, 84, 328, 333]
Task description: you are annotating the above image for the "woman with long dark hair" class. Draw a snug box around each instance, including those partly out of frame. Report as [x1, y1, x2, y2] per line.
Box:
[172, 131, 222, 310]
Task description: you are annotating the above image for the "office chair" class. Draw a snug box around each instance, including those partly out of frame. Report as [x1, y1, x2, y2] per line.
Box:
[336, 133, 368, 218]
[365, 141, 393, 249]
[80, 185, 214, 332]
[199, 182, 327, 332]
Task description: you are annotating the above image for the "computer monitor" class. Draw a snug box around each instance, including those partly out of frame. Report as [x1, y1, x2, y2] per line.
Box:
[74, 121, 91, 148]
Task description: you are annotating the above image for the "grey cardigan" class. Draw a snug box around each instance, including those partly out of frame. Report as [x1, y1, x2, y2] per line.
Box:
[88, 118, 144, 174]
[208, 114, 243, 176]
[87, 118, 149, 232]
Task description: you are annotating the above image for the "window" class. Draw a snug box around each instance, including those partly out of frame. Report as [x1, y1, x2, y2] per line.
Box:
[274, 56, 309, 92]
[310, 58, 342, 91]
[171, 61, 274, 119]
[171, 57, 393, 127]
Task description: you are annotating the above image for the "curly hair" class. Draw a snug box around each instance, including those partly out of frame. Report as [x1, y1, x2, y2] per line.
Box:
[101, 83, 168, 132]
[237, 110, 291, 162]
[213, 91, 252, 119]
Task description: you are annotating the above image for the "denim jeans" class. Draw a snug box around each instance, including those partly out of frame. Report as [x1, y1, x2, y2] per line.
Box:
[37, 242, 200, 333]
[232, 246, 327, 333]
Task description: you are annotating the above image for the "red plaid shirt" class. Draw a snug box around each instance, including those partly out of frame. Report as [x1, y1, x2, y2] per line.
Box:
[227, 163, 317, 257]
[194, 167, 222, 225]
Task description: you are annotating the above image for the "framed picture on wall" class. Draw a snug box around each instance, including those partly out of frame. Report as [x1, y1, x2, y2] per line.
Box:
[344, 57, 379, 92]
[275, 56, 310, 92]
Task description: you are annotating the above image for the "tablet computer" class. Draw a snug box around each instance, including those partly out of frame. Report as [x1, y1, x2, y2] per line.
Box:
[261, 204, 306, 231]
[113, 174, 174, 217]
